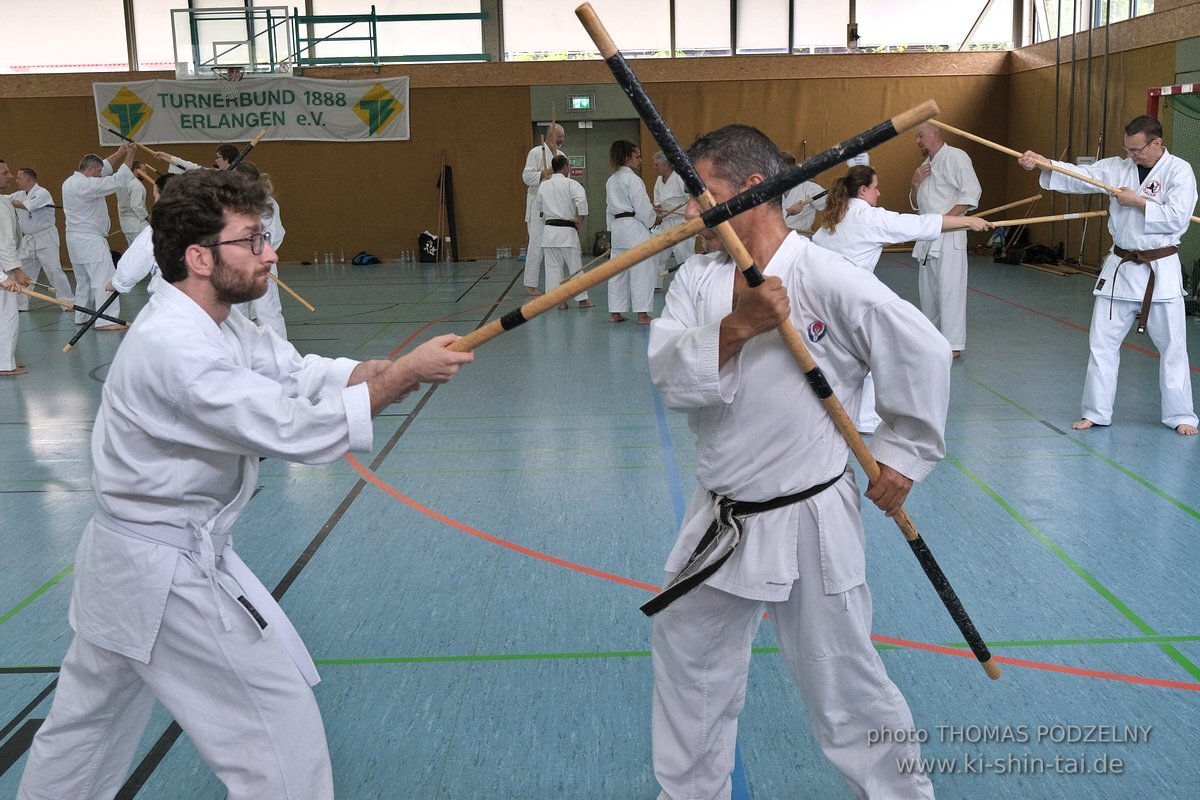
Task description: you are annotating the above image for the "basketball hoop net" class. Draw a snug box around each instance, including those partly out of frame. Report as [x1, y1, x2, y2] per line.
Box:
[212, 65, 245, 99]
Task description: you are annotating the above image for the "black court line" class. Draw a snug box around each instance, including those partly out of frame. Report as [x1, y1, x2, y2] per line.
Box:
[0, 680, 56, 744]
[115, 262, 523, 796]
[0, 719, 44, 777]
[455, 263, 499, 303]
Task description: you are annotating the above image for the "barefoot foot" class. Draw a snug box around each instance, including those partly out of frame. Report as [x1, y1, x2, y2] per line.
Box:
[1176, 423, 1198, 436]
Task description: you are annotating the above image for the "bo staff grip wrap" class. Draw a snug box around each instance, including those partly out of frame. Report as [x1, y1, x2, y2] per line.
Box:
[500, 309, 528, 331]
[908, 535, 993, 665]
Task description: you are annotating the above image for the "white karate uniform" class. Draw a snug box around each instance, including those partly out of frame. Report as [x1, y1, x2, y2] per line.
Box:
[605, 166, 657, 314]
[912, 143, 980, 350]
[112, 225, 163, 295]
[1039, 151, 1198, 429]
[536, 173, 590, 302]
[0, 197, 22, 371]
[18, 280, 374, 800]
[781, 179, 827, 234]
[234, 197, 288, 340]
[652, 171, 695, 276]
[814, 199, 944, 433]
[647, 233, 949, 800]
[10, 183, 74, 308]
[62, 162, 134, 324]
[521, 142, 564, 290]
[116, 178, 149, 246]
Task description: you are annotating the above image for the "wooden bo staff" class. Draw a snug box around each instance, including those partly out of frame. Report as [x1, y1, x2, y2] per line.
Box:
[447, 113, 940, 352]
[101, 125, 193, 172]
[929, 120, 1200, 225]
[787, 189, 828, 215]
[228, 129, 268, 169]
[16, 286, 126, 327]
[986, 210, 1107, 228]
[578, 2, 1000, 679]
[942, 209, 1104, 233]
[64, 291, 125, 352]
[135, 168, 155, 184]
[973, 194, 1041, 219]
[268, 272, 316, 312]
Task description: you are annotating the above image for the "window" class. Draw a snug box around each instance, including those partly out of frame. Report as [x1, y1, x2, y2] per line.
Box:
[857, 0, 1014, 51]
[676, 0, 732, 56]
[309, 0, 483, 62]
[0, 0, 129, 73]
[736, 0, 789, 54]
[503, 0, 670, 60]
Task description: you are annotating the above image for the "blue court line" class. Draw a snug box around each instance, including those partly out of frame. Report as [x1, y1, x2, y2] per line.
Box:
[650, 380, 751, 800]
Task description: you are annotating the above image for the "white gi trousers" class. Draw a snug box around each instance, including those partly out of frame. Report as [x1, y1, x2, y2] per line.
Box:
[651, 219, 695, 290]
[543, 246, 589, 301]
[651, 487, 933, 800]
[18, 233, 75, 310]
[67, 232, 120, 325]
[1081, 296, 1198, 429]
[234, 264, 288, 340]
[524, 214, 545, 290]
[608, 218, 656, 314]
[18, 550, 333, 800]
[917, 249, 967, 350]
[0, 289, 18, 371]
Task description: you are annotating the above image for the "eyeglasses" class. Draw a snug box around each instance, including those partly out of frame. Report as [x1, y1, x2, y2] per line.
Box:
[1122, 138, 1160, 156]
[205, 231, 272, 255]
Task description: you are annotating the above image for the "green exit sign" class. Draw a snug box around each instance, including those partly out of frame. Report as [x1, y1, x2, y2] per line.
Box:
[570, 94, 593, 111]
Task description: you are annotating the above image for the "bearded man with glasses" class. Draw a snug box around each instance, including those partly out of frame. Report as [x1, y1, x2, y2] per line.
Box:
[1018, 115, 1198, 436]
[17, 168, 475, 799]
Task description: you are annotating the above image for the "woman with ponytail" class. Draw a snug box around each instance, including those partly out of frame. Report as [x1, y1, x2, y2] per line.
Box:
[814, 166, 992, 431]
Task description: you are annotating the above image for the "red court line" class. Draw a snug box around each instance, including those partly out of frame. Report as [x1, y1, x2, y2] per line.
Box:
[345, 454, 1200, 692]
[872, 635, 1200, 692]
[389, 301, 499, 358]
[345, 454, 661, 594]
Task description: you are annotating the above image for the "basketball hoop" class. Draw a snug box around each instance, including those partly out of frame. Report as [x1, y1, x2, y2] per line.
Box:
[212, 65, 245, 99]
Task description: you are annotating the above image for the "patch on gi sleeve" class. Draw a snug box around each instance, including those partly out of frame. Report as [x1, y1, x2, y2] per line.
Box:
[807, 320, 827, 343]
[1095, 277, 1106, 291]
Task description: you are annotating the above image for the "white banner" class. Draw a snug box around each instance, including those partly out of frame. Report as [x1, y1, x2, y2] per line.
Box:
[94, 76, 410, 145]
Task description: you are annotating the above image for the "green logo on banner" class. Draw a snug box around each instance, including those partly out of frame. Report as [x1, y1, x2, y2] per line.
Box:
[354, 84, 402, 136]
[103, 88, 153, 138]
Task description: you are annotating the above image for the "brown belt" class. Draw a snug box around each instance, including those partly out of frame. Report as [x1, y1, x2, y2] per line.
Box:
[1112, 245, 1179, 334]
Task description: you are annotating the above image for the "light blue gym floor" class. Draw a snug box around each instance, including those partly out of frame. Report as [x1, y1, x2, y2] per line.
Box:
[1, 251, 1198, 799]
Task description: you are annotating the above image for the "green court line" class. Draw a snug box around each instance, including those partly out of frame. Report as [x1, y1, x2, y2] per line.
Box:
[963, 374, 1200, 519]
[5, 633, 1197, 673]
[0, 564, 74, 628]
[947, 454, 1200, 682]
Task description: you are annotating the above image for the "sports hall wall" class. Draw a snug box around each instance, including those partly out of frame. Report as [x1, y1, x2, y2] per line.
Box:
[0, 1, 1195, 265]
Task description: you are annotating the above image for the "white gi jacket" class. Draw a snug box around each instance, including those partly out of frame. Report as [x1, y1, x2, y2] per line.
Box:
[648, 234, 950, 601]
[536, 173, 587, 249]
[112, 225, 161, 294]
[62, 164, 134, 263]
[1039, 151, 1197, 301]
[265, 196, 286, 249]
[912, 144, 980, 261]
[781, 180, 827, 233]
[813, 198, 943, 271]
[70, 282, 372, 680]
[116, 179, 149, 238]
[606, 166, 656, 250]
[654, 171, 689, 227]
[522, 143, 564, 223]
[0, 196, 21, 282]
[9, 183, 60, 252]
